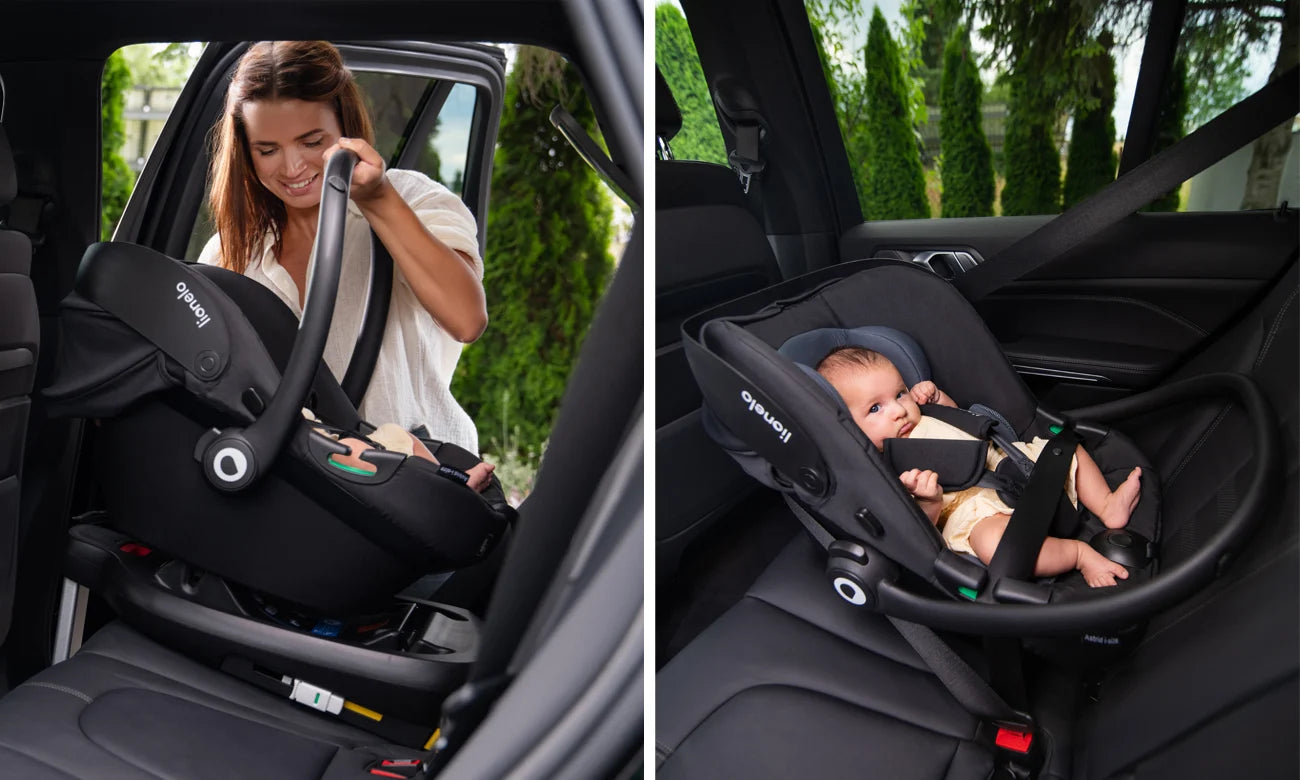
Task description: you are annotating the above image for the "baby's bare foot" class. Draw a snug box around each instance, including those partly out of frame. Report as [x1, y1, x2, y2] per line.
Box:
[1077, 541, 1130, 587]
[1099, 467, 1142, 529]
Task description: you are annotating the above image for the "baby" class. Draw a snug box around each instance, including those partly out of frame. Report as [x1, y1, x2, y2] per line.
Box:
[816, 346, 1143, 587]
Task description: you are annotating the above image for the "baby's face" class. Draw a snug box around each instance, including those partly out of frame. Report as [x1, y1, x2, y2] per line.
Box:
[825, 363, 922, 450]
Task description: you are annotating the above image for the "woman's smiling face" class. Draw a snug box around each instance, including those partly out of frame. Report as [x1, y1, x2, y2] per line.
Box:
[241, 98, 342, 209]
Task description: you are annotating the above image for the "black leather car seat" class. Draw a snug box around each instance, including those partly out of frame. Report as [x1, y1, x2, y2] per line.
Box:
[655, 68, 782, 582]
[0, 86, 40, 651]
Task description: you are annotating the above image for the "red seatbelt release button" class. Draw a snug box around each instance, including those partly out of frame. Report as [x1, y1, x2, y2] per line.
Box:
[995, 727, 1034, 753]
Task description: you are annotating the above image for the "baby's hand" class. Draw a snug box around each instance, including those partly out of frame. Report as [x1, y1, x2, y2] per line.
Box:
[899, 468, 942, 502]
[910, 380, 940, 406]
[900, 468, 943, 525]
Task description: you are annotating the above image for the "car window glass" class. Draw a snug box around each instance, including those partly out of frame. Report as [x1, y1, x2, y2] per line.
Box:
[103, 43, 205, 241]
[801, 0, 1165, 219]
[1164, 8, 1295, 212]
[654, 2, 727, 164]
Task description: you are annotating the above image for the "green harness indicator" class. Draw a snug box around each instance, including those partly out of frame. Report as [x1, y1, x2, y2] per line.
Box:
[958, 586, 979, 600]
[1048, 425, 1063, 435]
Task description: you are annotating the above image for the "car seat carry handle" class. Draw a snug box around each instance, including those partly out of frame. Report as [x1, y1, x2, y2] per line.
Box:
[339, 229, 392, 407]
[200, 149, 358, 492]
[956, 65, 1298, 304]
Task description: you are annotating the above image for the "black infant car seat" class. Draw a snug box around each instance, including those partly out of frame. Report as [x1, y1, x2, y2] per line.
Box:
[685, 258, 1169, 665]
[43, 153, 512, 615]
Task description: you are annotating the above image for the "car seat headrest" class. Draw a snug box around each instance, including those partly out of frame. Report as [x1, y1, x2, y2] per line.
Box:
[779, 326, 931, 387]
[655, 68, 683, 144]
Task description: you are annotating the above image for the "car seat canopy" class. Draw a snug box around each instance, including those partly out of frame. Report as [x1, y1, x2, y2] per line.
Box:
[45, 242, 281, 423]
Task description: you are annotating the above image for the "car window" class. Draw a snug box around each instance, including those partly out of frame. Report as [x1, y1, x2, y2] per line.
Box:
[1166, 6, 1295, 212]
[798, 0, 1169, 219]
[797, 1, 1295, 219]
[654, 2, 727, 164]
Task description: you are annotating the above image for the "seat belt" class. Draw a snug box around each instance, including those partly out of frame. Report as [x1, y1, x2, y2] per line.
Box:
[339, 230, 393, 407]
[956, 65, 1299, 304]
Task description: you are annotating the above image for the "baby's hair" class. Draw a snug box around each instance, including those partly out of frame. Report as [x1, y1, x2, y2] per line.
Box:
[815, 346, 893, 379]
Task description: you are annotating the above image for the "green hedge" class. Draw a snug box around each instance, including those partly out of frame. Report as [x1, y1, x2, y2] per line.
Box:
[1144, 55, 1189, 213]
[1063, 47, 1117, 209]
[938, 27, 994, 218]
[1000, 75, 1060, 216]
[864, 7, 929, 220]
[101, 51, 134, 241]
[655, 4, 727, 164]
[451, 47, 615, 468]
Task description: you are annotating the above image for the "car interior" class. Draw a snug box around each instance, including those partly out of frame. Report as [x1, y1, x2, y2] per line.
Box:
[0, 1, 642, 778]
[655, 1, 1298, 778]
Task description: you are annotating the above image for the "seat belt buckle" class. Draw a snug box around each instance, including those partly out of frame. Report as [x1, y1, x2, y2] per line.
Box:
[995, 726, 1033, 753]
[366, 757, 424, 778]
[990, 721, 1043, 780]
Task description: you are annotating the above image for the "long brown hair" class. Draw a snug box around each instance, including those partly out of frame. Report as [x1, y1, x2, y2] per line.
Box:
[208, 41, 374, 274]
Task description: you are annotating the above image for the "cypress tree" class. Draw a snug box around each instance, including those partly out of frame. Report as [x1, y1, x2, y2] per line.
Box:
[864, 6, 929, 220]
[451, 47, 615, 463]
[655, 4, 727, 163]
[1144, 54, 1189, 212]
[938, 27, 993, 217]
[1063, 44, 1117, 209]
[1000, 73, 1060, 216]
[101, 51, 134, 240]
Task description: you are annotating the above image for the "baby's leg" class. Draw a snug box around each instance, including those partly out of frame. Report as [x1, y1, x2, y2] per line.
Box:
[404, 434, 496, 492]
[967, 513, 1129, 586]
[1073, 447, 1142, 529]
[338, 434, 495, 492]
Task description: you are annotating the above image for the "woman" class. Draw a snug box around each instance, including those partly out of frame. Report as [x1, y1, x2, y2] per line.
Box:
[198, 40, 489, 464]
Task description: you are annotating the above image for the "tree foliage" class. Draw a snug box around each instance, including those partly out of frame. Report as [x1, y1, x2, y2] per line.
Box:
[911, 0, 964, 106]
[1062, 42, 1118, 209]
[1000, 72, 1060, 215]
[101, 50, 134, 241]
[864, 7, 930, 220]
[806, 0, 873, 209]
[939, 26, 994, 217]
[654, 3, 727, 164]
[1144, 54, 1189, 212]
[119, 42, 202, 88]
[451, 47, 615, 466]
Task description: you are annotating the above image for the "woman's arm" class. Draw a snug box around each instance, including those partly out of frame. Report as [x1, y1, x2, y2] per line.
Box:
[328, 138, 488, 343]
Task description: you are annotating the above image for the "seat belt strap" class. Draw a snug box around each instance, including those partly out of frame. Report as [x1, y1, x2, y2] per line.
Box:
[984, 427, 1079, 586]
[956, 65, 1299, 304]
[782, 494, 835, 549]
[340, 229, 393, 407]
[888, 616, 1033, 730]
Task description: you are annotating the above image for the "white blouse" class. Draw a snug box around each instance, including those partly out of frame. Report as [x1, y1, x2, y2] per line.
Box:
[198, 168, 483, 453]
